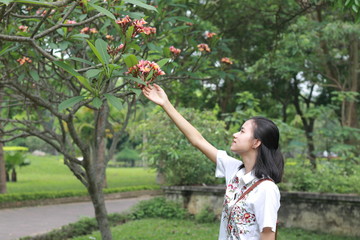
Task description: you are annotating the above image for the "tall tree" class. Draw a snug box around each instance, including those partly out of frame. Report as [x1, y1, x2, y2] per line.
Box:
[0, 0, 236, 238]
[0, 1, 163, 239]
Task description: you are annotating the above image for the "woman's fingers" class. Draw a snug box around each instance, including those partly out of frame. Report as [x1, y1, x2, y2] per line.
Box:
[153, 83, 161, 91]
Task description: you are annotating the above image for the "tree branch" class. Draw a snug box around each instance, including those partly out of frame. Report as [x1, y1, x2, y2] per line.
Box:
[34, 13, 104, 40]
[31, 7, 53, 38]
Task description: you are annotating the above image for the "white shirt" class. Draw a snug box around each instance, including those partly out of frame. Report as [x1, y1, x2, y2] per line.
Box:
[216, 150, 280, 240]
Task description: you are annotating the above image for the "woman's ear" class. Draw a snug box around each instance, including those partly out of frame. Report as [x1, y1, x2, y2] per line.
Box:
[253, 139, 262, 149]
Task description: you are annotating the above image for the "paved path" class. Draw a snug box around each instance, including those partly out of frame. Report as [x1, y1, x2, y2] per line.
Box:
[0, 195, 153, 240]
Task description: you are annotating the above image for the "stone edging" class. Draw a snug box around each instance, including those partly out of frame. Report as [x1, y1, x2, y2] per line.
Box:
[0, 189, 163, 209]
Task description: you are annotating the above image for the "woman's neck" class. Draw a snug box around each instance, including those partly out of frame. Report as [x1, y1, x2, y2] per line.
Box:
[241, 151, 257, 174]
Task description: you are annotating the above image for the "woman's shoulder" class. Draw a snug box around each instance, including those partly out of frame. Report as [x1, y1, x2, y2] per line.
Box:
[256, 179, 280, 194]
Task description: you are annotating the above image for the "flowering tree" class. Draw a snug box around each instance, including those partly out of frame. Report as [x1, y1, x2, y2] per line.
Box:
[0, 1, 168, 239]
[0, 0, 239, 238]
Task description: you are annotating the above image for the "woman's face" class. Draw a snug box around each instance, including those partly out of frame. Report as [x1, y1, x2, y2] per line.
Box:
[230, 120, 258, 155]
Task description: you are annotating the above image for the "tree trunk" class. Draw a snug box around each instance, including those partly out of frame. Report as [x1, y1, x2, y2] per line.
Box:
[0, 86, 6, 193]
[346, 35, 359, 129]
[0, 142, 6, 193]
[290, 77, 317, 169]
[11, 168, 17, 182]
[304, 122, 317, 169]
[87, 173, 112, 240]
[87, 103, 112, 240]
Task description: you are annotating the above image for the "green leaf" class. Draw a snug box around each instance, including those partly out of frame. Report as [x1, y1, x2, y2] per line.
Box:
[353, 4, 359, 12]
[0, 44, 19, 57]
[12, 0, 52, 6]
[70, 33, 90, 40]
[123, 54, 138, 68]
[125, 76, 146, 85]
[88, 2, 116, 20]
[58, 96, 86, 111]
[104, 93, 123, 110]
[86, 69, 103, 78]
[121, 11, 145, 19]
[87, 40, 105, 65]
[95, 39, 110, 65]
[92, 97, 103, 109]
[69, 57, 95, 66]
[129, 88, 142, 96]
[147, 43, 162, 52]
[54, 61, 93, 91]
[29, 70, 39, 81]
[126, 25, 134, 43]
[54, 61, 81, 77]
[124, 0, 158, 12]
[157, 58, 170, 68]
[76, 75, 93, 91]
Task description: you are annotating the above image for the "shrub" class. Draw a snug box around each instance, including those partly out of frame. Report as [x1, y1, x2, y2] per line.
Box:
[195, 206, 218, 223]
[130, 196, 188, 220]
[280, 157, 360, 194]
[132, 107, 229, 185]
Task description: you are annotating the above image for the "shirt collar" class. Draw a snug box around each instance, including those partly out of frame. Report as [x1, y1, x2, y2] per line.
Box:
[236, 168, 257, 185]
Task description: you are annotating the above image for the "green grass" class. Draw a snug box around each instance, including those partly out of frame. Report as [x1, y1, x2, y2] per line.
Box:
[72, 218, 219, 240]
[7, 154, 157, 194]
[71, 219, 358, 240]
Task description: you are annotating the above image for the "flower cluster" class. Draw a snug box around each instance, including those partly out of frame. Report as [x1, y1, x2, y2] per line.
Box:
[115, 15, 156, 37]
[221, 57, 233, 65]
[106, 35, 115, 41]
[80, 27, 98, 34]
[36, 8, 55, 17]
[17, 56, 32, 65]
[205, 32, 216, 38]
[107, 44, 124, 56]
[18, 25, 29, 32]
[169, 46, 181, 56]
[197, 43, 211, 52]
[65, 20, 77, 24]
[126, 60, 165, 88]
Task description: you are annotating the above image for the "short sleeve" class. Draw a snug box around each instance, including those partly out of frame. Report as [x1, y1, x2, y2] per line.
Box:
[215, 150, 242, 184]
[252, 181, 280, 232]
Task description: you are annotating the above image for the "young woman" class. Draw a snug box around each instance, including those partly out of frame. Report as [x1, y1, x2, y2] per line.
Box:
[142, 84, 284, 240]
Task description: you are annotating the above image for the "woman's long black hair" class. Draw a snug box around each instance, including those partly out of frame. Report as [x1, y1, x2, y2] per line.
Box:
[239, 116, 284, 183]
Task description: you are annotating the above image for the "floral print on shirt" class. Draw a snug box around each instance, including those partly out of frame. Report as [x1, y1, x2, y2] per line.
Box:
[223, 175, 258, 239]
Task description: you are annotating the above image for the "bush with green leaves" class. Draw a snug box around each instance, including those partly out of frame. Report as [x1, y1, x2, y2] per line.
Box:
[194, 206, 218, 223]
[130, 196, 188, 220]
[133, 107, 229, 185]
[280, 157, 360, 194]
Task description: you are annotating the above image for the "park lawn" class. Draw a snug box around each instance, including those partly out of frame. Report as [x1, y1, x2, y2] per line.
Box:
[6, 154, 157, 194]
[71, 218, 358, 240]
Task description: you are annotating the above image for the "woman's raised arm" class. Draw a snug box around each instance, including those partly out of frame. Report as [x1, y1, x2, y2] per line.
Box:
[142, 84, 218, 163]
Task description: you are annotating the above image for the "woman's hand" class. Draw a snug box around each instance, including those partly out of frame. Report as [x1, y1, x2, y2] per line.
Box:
[142, 83, 169, 106]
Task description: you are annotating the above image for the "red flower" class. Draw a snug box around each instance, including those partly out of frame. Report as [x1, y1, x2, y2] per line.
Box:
[197, 43, 211, 52]
[126, 60, 165, 88]
[221, 57, 233, 65]
[169, 46, 181, 55]
[17, 56, 32, 65]
[206, 32, 216, 38]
